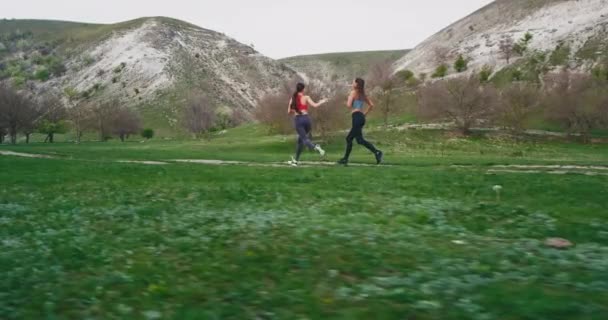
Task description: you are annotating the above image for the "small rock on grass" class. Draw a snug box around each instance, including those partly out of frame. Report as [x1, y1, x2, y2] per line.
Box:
[545, 237, 573, 249]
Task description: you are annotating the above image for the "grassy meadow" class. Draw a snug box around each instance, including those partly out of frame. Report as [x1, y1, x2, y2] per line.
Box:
[1, 126, 608, 319]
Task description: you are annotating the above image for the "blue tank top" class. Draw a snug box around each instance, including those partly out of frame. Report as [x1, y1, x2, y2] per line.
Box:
[352, 99, 365, 110]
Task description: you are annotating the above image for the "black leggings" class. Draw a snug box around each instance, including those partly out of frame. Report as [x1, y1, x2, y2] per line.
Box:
[294, 115, 315, 161]
[342, 112, 378, 160]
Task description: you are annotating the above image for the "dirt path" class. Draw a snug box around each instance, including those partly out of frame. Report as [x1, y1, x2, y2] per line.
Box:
[0, 150, 55, 159]
[2, 150, 606, 175]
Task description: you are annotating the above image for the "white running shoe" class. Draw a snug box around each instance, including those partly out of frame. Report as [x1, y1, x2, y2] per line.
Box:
[287, 156, 299, 167]
[315, 145, 326, 157]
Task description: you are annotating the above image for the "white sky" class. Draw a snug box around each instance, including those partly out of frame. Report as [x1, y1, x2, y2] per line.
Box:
[2, 0, 494, 59]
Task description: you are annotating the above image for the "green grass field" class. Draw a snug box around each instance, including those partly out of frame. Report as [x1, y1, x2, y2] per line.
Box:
[2, 126, 608, 319]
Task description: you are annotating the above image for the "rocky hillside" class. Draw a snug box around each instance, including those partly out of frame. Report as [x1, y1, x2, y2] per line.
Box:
[281, 50, 409, 84]
[0, 17, 296, 127]
[394, 0, 608, 75]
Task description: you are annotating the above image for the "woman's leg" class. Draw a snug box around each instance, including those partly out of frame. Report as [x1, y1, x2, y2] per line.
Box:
[295, 116, 316, 150]
[352, 113, 377, 153]
[295, 136, 305, 161]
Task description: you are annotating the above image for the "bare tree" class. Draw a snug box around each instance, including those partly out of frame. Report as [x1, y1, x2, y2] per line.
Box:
[255, 79, 300, 134]
[499, 35, 515, 64]
[20, 98, 42, 144]
[64, 87, 86, 143]
[183, 92, 217, 138]
[111, 107, 142, 142]
[544, 71, 608, 142]
[369, 60, 396, 126]
[37, 94, 67, 143]
[309, 83, 349, 141]
[417, 76, 498, 134]
[496, 82, 540, 133]
[89, 99, 119, 141]
[0, 83, 36, 144]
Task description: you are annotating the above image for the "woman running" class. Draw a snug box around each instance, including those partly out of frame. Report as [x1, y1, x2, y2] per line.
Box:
[287, 82, 327, 167]
[337, 78, 383, 166]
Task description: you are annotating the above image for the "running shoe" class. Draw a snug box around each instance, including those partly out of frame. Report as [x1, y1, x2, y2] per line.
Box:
[375, 150, 384, 165]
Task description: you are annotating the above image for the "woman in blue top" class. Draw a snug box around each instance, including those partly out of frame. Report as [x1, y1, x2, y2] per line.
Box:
[337, 78, 383, 165]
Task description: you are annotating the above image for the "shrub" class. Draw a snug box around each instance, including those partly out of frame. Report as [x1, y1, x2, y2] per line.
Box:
[543, 71, 608, 141]
[432, 64, 448, 78]
[479, 65, 493, 83]
[34, 67, 50, 81]
[396, 69, 414, 82]
[417, 75, 498, 134]
[454, 55, 468, 73]
[141, 128, 154, 139]
[182, 92, 217, 138]
[255, 89, 292, 134]
[495, 82, 540, 132]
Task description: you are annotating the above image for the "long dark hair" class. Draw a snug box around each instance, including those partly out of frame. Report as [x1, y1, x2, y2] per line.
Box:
[290, 82, 306, 114]
[355, 78, 366, 99]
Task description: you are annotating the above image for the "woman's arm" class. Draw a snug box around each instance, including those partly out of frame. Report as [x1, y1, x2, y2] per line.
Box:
[364, 96, 375, 115]
[287, 98, 294, 114]
[306, 96, 328, 108]
[346, 91, 355, 108]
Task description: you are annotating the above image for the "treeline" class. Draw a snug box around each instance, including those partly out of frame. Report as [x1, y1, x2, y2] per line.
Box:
[0, 83, 145, 144]
[416, 71, 608, 140]
[255, 67, 608, 143]
[0, 83, 249, 144]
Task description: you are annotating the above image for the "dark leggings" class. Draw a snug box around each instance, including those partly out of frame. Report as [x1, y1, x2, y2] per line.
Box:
[294, 115, 315, 161]
[343, 112, 378, 160]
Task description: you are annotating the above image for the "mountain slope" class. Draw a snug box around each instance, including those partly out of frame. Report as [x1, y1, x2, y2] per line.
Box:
[281, 50, 409, 83]
[0, 17, 296, 128]
[394, 0, 608, 75]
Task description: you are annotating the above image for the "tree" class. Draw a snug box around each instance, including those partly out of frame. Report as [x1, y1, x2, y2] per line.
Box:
[454, 55, 468, 73]
[37, 94, 67, 143]
[183, 92, 217, 138]
[499, 35, 515, 64]
[20, 99, 42, 144]
[89, 99, 119, 141]
[0, 83, 36, 144]
[369, 60, 396, 126]
[496, 82, 540, 133]
[416, 75, 498, 134]
[64, 87, 85, 143]
[544, 71, 608, 142]
[111, 107, 141, 142]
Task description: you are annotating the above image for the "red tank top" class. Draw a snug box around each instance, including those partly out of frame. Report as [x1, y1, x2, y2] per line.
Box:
[296, 93, 308, 113]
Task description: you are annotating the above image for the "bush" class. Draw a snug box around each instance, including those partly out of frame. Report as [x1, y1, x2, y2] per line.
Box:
[255, 89, 292, 134]
[396, 69, 414, 82]
[479, 65, 493, 83]
[495, 82, 540, 132]
[48, 58, 66, 77]
[82, 55, 95, 66]
[432, 64, 448, 78]
[34, 67, 50, 81]
[417, 75, 498, 134]
[543, 71, 608, 141]
[454, 55, 468, 73]
[141, 128, 154, 139]
[182, 92, 217, 138]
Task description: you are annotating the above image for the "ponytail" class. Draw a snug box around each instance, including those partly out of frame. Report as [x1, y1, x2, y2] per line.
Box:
[291, 82, 306, 114]
[355, 78, 366, 100]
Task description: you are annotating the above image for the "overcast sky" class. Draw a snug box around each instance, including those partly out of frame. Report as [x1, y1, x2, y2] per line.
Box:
[3, 0, 494, 58]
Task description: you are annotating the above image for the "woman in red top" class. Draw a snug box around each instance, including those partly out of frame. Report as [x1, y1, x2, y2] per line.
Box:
[287, 82, 327, 166]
